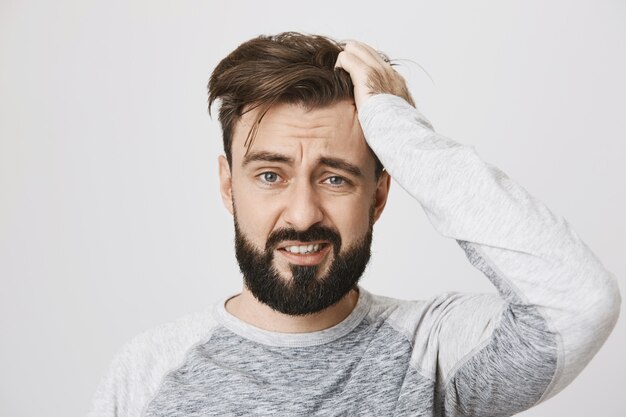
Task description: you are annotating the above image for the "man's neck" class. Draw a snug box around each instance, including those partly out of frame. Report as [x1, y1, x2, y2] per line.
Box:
[224, 287, 360, 333]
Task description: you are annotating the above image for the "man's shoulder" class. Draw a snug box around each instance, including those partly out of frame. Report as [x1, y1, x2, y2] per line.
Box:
[88, 308, 221, 417]
[116, 308, 219, 367]
[366, 289, 502, 318]
[101, 308, 219, 390]
[362, 289, 506, 381]
[364, 289, 505, 341]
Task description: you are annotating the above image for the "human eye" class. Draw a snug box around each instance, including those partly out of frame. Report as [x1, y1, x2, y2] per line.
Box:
[323, 175, 349, 187]
[257, 171, 282, 185]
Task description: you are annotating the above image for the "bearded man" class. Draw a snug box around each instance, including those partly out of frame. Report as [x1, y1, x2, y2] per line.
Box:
[88, 32, 620, 416]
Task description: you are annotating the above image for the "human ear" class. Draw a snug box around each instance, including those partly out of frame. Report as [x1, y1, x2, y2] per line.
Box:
[372, 170, 391, 223]
[218, 155, 234, 215]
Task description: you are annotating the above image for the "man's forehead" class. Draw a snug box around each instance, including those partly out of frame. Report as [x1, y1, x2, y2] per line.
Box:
[237, 100, 358, 131]
[232, 100, 369, 159]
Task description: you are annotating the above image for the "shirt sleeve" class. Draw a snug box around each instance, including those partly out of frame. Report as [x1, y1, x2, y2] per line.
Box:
[358, 94, 621, 416]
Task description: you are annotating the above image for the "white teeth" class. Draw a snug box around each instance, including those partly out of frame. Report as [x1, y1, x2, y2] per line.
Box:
[284, 244, 322, 254]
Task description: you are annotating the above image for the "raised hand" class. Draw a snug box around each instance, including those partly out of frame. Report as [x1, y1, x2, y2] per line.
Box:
[334, 40, 415, 110]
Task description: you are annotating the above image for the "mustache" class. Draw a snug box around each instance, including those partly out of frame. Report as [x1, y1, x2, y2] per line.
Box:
[265, 225, 342, 253]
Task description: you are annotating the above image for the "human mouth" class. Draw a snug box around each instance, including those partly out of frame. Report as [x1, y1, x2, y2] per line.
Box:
[283, 243, 323, 254]
[276, 241, 331, 266]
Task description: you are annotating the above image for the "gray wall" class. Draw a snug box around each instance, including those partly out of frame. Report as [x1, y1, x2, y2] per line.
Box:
[1, 0, 624, 416]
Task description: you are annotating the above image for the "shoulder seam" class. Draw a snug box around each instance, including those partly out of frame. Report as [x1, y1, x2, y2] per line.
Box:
[440, 308, 505, 390]
[139, 324, 222, 416]
[370, 314, 436, 384]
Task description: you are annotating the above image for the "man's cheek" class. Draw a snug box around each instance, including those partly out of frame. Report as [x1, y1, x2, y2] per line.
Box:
[237, 217, 270, 248]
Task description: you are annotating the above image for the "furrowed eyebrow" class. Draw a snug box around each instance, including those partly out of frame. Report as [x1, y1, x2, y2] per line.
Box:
[319, 157, 363, 178]
[241, 152, 363, 178]
[242, 151, 294, 167]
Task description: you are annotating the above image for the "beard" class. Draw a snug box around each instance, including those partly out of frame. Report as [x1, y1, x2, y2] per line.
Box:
[233, 208, 374, 316]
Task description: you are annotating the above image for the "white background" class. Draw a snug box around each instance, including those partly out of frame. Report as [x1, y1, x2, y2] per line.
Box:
[1, 1, 624, 416]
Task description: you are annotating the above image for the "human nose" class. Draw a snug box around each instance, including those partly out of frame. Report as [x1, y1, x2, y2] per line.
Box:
[282, 179, 324, 231]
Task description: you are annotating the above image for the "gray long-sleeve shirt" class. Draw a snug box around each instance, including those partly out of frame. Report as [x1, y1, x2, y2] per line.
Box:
[88, 94, 621, 416]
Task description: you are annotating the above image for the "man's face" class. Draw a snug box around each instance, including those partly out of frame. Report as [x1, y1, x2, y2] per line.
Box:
[218, 100, 390, 315]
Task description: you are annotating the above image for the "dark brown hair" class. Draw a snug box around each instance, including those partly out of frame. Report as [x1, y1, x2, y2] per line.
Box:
[207, 32, 386, 178]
